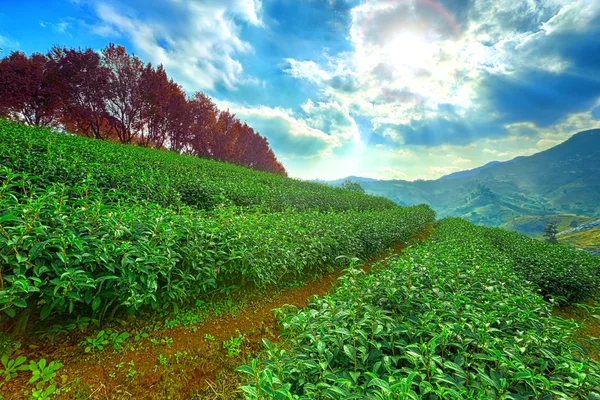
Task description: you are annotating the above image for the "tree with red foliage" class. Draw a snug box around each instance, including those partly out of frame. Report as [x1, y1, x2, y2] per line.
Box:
[139, 63, 187, 148]
[184, 92, 218, 156]
[0, 51, 62, 127]
[247, 132, 287, 175]
[102, 44, 144, 144]
[51, 47, 112, 139]
[0, 44, 287, 175]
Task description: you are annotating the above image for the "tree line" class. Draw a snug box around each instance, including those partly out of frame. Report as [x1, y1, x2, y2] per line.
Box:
[0, 43, 286, 175]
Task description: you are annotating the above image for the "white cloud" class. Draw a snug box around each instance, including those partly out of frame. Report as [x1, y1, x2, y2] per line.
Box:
[39, 19, 73, 35]
[375, 167, 408, 180]
[301, 99, 360, 143]
[284, 59, 331, 84]
[0, 34, 19, 52]
[213, 100, 338, 158]
[397, 149, 414, 157]
[90, 0, 263, 91]
[452, 157, 472, 165]
[283, 0, 600, 150]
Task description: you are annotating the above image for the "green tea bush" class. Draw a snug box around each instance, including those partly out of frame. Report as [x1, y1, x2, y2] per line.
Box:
[239, 219, 600, 399]
[479, 225, 600, 303]
[0, 119, 397, 212]
[0, 166, 435, 328]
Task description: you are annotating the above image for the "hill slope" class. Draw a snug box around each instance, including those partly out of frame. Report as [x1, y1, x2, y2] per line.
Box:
[329, 128, 600, 229]
[0, 118, 396, 212]
[0, 119, 435, 332]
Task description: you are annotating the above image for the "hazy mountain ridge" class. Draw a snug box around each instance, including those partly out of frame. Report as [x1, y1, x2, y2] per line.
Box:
[326, 128, 600, 232]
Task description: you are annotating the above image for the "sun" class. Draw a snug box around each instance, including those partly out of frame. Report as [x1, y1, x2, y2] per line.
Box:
[384, 31, 435, 70]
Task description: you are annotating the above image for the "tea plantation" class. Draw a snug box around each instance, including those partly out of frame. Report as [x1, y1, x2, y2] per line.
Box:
[240, 219, 600, 399]
[2, 119, 600, 399]
[0, 119, 434, 333]
[0, 119, 397, 212]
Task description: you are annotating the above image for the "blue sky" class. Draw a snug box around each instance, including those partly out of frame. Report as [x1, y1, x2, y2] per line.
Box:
[2, 0, 600, 180]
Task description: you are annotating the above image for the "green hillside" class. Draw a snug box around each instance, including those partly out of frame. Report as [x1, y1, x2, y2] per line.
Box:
[241, 219, 600, 398]
[0, 119, 434, 333]
[502, 214, 596, 236]
[2, 120, 600, 399]
[0, 119, 396, 212]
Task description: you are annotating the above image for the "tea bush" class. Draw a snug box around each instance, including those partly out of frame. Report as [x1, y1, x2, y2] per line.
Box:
[0, 166, 435, 328]
[239, 219, 600, 399]
[0, 119, 397, 212]
[479, 224, 600, 303]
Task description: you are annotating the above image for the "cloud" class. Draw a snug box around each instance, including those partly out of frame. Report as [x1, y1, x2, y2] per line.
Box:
[39, 19, 73, 35]
[279, 0, 600, 155]
[214, 101, 338, 158]
[375, 167, 408, 180]
[301, 99, 360, 143]
[0, 34, 19, 52]
[284, 59, 330, 85]
[593, 106, 600, 121]
[374, 112, 507, 146]
[482, 69, 600, 127]
[452, 157, 472, 165]
[430, 165, 461, 176]
[88, 0, 263, 91]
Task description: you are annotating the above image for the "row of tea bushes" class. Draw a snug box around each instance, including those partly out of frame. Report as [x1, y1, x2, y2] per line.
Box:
[239, 218, 600, 398]
[0, 168, 435, 329]
[0, 119, 397, 212]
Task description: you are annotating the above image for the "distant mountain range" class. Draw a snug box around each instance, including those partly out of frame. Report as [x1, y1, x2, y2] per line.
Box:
[325, 128, 600, 235]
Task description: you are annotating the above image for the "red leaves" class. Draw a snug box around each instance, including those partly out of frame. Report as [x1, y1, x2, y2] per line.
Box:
[52, 47, 112, 139]
[0, 44, 287, 175]
[0, 51, 62, 127]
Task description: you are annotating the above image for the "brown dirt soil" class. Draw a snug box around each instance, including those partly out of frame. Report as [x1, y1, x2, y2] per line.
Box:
[0, 226, 433, 400]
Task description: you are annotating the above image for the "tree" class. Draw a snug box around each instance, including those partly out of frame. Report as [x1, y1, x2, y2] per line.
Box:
[138, 63, 187, 148]
[184, 92, 218, 156]
[341, 180, 365, 193]
[102, 43, 144, 144]
[544, 223, 559, 244]
[0, 51, 63, 127]
[52, 47, 112, 139]
[0, 44, 287, 176]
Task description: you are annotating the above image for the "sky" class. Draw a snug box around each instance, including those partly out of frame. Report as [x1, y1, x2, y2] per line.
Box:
[2, 0, 600, 181]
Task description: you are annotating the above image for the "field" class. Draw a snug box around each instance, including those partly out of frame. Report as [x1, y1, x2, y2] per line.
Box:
[559, 227, 600, 254]
[1, 120, 600, 399]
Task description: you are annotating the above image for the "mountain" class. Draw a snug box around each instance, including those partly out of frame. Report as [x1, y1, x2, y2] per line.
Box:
[439, 160, 501, 180]
[328, 128, 600, 232]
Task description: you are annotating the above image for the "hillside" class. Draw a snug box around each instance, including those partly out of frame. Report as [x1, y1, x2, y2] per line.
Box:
[501, 214, 596, 236]
[0, 119, 396, 212]
[0, 120, 438, 398]
[329, 128, 600, 231]
[0, 119, 435, 332]
[558, 219, 600, 254]
[2, 120, 600, 399]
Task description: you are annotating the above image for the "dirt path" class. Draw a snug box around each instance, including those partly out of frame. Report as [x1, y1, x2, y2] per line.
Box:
[1, 226, 432, 400]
